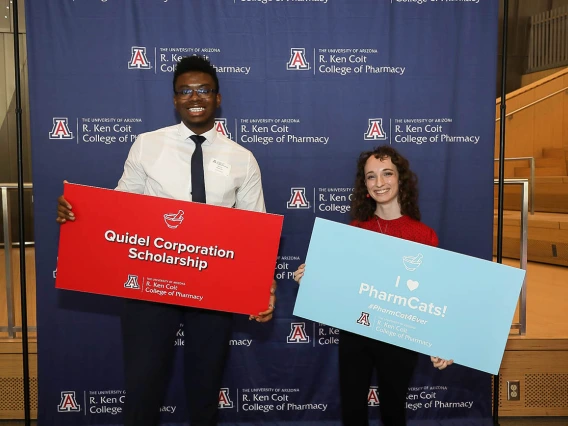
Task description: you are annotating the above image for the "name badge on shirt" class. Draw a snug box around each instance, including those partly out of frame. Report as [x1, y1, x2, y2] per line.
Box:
[208, 158, 231, 177]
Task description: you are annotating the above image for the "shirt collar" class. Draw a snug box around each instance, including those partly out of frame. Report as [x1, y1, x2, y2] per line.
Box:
[178, 122, 217, 146]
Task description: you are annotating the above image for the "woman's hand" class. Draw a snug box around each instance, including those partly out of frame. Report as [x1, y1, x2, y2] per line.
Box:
[430, 356, 453, 370]
[293, 264, 306, 284]
[249, 280, 277, 322]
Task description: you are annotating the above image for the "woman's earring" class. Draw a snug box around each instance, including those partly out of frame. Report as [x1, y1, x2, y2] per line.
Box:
[366, 194, 370, 198]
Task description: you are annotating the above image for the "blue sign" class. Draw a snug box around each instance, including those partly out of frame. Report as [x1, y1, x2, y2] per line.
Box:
[294, 218, 525, 375]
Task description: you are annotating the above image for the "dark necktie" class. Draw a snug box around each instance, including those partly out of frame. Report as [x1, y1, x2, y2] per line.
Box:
[190, 135, 206, 203]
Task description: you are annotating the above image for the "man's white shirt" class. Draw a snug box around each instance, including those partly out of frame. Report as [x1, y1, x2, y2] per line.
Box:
[116, 122, 266, 213]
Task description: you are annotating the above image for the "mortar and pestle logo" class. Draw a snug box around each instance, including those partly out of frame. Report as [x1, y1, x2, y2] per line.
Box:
[402, 253, 423, 271]
[164, 210, 184, 229]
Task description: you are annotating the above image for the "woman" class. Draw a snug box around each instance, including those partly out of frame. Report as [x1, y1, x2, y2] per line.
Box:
[293, 145, 452, 426]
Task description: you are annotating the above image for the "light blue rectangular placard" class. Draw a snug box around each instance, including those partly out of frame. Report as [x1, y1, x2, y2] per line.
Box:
[293, 218, 525, 375]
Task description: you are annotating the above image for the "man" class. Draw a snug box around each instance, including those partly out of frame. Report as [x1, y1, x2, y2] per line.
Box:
[57, 55, 276, 426]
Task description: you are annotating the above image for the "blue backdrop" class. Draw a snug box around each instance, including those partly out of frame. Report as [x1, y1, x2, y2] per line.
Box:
[26, 1, 497, 425]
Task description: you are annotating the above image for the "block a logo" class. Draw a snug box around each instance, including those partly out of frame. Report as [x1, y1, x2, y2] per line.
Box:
[356, 312, 370, 327]
[218, 388, 234, 409]
[287, 188, 310, 209]
[49, 118, 74, 140]
[364, 118, 387, 141]
[214, 118, 232, 140]
[287, 48, 310, 71]
[368, 386, 380, 406]
[58, 391, 81, 412]
[128, 46, 152, 70]
[124, 275, 140, 289]
[287, 322, 310, 344]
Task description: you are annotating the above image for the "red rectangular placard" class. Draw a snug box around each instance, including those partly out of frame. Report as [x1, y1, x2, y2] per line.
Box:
[56, 183, 283, 315]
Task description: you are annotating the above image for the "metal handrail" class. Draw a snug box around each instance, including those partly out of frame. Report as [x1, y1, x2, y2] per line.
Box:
[494, 178, 528, 336]
[494, 157, 534, 215]
[495, 86, 568, 121]
[0, 183, 32, 188]
[0, 183, 36, 337]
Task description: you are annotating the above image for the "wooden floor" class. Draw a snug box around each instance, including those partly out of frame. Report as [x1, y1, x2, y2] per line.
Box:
[494, 209, 568, 267]
[493, 210, 568, 340]
[499, 419, 568, 425]
[501, 257, 568, 339]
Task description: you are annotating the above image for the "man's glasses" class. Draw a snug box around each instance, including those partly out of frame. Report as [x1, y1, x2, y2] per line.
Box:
[174, 87, 217, 99]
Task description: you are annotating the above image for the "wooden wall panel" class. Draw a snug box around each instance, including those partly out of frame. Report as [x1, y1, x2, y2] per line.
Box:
[534, 78, 565, 150]
[495, 69, 568, 177]
[0, 351, 37, 420]
[499, 350, 568, 416]
[564, 73, 568, 150]
[521, 66, 566, 86]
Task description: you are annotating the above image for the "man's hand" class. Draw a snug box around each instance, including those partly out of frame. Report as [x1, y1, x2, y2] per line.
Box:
[293, 264, 305, 284]
[430, 356, 454, 370]
[249, 279, 277, 323]
[56, 181, 75, 224]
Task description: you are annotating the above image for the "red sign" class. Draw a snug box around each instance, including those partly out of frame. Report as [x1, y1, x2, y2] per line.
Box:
[56, 183, 283, 315]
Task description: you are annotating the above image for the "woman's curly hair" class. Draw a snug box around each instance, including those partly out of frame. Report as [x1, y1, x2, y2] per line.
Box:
[350, 145, 421, 222]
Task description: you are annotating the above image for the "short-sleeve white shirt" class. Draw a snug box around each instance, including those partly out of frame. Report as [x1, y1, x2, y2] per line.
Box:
[116, 122, 266, 213]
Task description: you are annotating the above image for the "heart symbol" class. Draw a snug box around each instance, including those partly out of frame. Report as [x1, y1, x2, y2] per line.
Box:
[407, 280, 419, 291]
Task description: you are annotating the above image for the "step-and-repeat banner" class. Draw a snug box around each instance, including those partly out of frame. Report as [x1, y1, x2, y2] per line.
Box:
[26, 1, 497, 425]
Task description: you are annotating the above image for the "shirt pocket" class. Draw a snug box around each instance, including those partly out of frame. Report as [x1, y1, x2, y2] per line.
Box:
[205, 172, 234, 207]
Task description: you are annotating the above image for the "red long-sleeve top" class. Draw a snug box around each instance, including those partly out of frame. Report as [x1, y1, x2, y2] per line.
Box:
[350, 215, 438, 247]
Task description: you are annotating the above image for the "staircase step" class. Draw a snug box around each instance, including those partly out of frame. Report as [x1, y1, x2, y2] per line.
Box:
[514, 166, 565, 177]
[493, 180, 568, 213]
[542, 148, 567, 159]
[534, 176, 568, 183]
[535, 157, 566, 169]
[494, 162, 523, 178]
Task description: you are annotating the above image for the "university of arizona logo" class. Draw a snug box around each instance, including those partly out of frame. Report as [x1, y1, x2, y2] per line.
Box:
[58, 391, 81, 412]
[128, 46, 152, 70]
[214, 119, 232, 139]
[364, 118, 387, 141]
[49, 118, 74, 140]
[124, 275, 140, 289]
[368, 386, 380, 406]
[218, 388, 234, 409]
[356, 312, 370, 327]
[287, 48, 310, 71]
[287, 188, 310, 209]
[287, 322, 310, 343]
